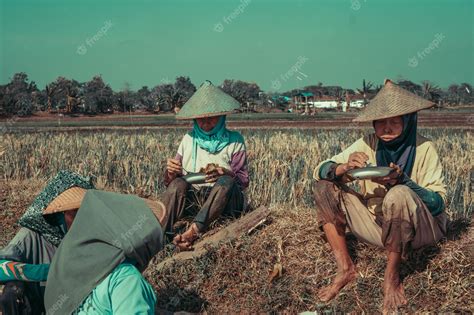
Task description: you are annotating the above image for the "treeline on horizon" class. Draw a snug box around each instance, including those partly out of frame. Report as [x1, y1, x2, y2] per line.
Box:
[0, 72, 472, 117]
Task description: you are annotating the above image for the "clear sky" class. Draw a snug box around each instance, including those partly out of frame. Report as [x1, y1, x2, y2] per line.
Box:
[0, 0, 472, 91]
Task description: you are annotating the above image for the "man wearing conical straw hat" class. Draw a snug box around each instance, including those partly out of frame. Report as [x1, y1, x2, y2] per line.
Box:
[312, 80, 447, 312]
[1, 170, 170, 314]
[162, 81, 249, 251]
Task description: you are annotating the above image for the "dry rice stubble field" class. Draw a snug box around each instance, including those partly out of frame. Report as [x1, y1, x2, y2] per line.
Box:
[0, 127, 472, 312]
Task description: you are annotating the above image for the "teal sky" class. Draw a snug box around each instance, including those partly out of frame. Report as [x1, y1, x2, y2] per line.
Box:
[0, 0, 472, 91]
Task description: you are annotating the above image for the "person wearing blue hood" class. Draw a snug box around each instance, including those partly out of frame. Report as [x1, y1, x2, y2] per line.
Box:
[312, 80, 447, 313]
[162, 82, 249, 251]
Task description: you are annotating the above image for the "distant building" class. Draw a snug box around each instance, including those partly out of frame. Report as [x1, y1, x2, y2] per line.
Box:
[307, 94, 365, 111]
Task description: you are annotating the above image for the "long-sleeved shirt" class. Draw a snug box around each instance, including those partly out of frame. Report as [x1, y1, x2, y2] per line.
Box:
[314, 133, 447, 216]
[166, 131, 249, 189]
[0, 260, 50, 282]
[0, 227, 57, 309]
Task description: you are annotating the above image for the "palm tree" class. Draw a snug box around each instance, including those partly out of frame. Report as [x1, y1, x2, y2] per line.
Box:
[356, 79, 374, 106]
[421, 81, 442, 104]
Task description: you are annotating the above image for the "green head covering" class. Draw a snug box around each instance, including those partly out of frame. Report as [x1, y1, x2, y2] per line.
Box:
[17, 170, 95, 247]
[44, 190, 163, 314]
[190, 115, 230, 171]
[176, 81, 241, 120]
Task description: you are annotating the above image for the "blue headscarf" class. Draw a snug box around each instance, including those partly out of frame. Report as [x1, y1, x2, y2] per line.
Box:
[375, 113, 417, 177]
[190, 115, 230, 171]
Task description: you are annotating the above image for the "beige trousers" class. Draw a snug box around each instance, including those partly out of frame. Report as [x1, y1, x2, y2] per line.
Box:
[313, 180, 447, 258]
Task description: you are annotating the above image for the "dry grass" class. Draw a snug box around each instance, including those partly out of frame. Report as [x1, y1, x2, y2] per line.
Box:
[145, 205, 473, 313]
[1, 128, 472, 313]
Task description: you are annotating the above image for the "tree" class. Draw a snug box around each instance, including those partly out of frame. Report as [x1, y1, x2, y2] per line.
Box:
[173, 76, 196, 108]
[396, 79, 422, 95]
[421, 81, 442, 104]
[458, 83, 473, 105]
[1, 72, 38, 116]
[220, 79, 260, 106]
[150, 76, 196, 112]
[115, 82, 136, 112]
[45, 77, 81, 113]
[136, 86, 154, 111]
[82, 75, 114, 113]
[356, 79, 375, 106]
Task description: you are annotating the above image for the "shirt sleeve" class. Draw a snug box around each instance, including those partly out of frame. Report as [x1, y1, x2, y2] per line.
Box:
[164, 136, 186, 187]
[109, 266, 156, 314]
[313, 137, 367, 180]
[398, 174, 445, 216]
[0, 227, 31, 262]
[414, 141, 447, 202]
[0, 260, 50, 282]
[399, 141, 447, 216]
[229, 134, 249, 189]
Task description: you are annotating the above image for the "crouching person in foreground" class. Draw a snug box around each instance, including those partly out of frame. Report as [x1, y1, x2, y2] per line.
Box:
[0, 170, 95, 314]
[312, 80, 447, 312]
[162, 81, 249, 251]
[44, 185, 170, 313]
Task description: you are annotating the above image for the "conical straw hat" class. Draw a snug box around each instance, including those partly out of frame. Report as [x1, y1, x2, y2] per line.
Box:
[43, 187, 87, 214]
[353, 79, 434, 122]
[44, 187, 167, 226]
[143, 199, 167, 224]
[176, 81, 241, 120]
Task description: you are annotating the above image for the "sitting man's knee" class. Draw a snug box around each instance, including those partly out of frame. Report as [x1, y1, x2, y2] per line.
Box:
[384, 185, 413, 205]
[167, 177, 188, 193]
[382, 185, 415, 217]
[313, 179, 338, 198]
[215, 175, 235, 189]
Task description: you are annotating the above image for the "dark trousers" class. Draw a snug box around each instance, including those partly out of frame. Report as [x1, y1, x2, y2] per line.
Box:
[162, 175, 245, 235]
[0, 281, 44, 315]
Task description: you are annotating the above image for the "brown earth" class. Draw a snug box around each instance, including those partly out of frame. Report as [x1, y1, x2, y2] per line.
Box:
[1, 180, 472, 313]
[2, 111, 473, 130]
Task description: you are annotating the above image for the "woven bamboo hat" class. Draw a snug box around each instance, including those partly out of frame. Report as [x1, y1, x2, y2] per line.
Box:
[43, 187, 87, 215]
[353, 79, 434, 122]
[44, 187, 167, 225]
[175, 81, 241, 120]
[143, 199, 167, 225]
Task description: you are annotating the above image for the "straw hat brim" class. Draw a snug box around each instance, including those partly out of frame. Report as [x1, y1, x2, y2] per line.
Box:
[353, 80, 434, 122]
[143, 199, 167, 225]
[175, 110, 236, 120]
[176, 82, 241, 120]
[43, 187, 87, 215]
[44, 186, 167, 227]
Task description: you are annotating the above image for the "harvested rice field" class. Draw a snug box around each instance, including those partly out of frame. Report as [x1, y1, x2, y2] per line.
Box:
[1, 127, 472, 313]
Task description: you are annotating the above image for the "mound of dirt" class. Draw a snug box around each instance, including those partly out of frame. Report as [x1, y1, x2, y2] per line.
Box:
[145, 205, 473, 313]
[1, 181, 472, 313]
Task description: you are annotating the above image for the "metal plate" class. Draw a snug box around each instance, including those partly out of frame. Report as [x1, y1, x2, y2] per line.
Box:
[346, 166, 394, 180]
[182, 173, 207, 184]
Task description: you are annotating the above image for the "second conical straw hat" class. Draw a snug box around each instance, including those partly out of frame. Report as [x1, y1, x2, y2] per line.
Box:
[353, 79, 434, 122]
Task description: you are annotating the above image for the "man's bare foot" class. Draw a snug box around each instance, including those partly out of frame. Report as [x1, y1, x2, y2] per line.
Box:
[173, 224, 200, 251]
[383, 272, 407, 313]
[318, 266, 357, 302]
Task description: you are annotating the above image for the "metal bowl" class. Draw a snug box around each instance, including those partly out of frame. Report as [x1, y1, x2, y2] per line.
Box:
[346, 166, 394, 180]
[182, 172, 207, 184]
